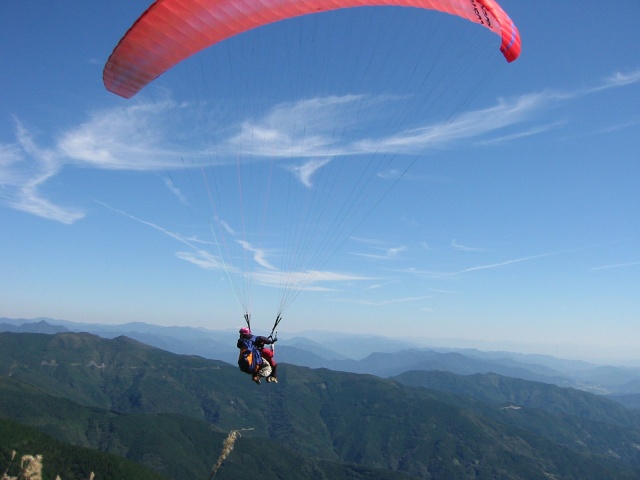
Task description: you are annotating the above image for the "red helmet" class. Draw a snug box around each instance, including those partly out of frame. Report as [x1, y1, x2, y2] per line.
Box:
[239, 327, 251, 336]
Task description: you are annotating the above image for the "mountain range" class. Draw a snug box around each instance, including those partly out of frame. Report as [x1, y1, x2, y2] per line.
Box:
[3, 317, 640, 399]
[1, 330, 640, 479]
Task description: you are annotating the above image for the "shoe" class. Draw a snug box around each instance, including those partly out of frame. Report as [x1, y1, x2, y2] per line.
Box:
[270, 377, 278, 384]
[252, 375, 261, 385]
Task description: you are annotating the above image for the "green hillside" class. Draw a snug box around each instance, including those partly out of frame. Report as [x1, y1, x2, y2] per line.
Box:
[394, 370, 640, 467]
[1, 332, 639, 479]
[394, 370, 640, 426]
[0, 416, 167, 480]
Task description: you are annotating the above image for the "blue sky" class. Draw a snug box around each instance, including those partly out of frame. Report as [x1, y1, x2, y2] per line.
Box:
[2, 1, 639, 361]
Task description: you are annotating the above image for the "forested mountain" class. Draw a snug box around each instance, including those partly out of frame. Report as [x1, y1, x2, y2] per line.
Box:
[4, 318, 640, 396]
[1, 332, 640, 479]
[0, 416, 166, 480]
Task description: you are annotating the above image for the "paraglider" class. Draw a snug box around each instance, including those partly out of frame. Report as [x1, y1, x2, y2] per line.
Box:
[237, 326, 278, 384]
[104, 0, 520, 99]
[103, 0, 521, 381]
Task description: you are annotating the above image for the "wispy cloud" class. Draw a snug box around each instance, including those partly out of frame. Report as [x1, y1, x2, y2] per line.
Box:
[352, 244, 407, 261]
[288, 158, 332, 188]
[2, 68, 638, 223]
[585, 69, 640, 94]
[99, 201, 208, 251]
[161, 175, 188, 205]
[175, 249, 228, 271]
[348, 295, 432, 306]
[402, 251, 556, 279]
[350, 237, 407, 261]
[224, 68, 640, 157]
[588, 116, 640, 136]
[475, 121, 567, 146]
[2, 121, 84, 223]
[451, 252, 554, 275]
[237, 239, 277, 270]
[253, 269, 373, 290]
[59, 101, 195, 170]
[0, 102, 202, 223]
[451, 240, 486, 252]
[354, 92, 546, 153]
[225, 95, 368, 158]
[591, 261, 640, 271]
[97, 201, 373, 292]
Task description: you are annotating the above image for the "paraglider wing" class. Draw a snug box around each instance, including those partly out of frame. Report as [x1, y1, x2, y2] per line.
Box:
[104, 0, 521, 99]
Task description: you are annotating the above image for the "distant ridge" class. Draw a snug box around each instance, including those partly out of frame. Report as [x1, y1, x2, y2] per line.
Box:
[3, 317, 640, 395]
[0, 319, 69, 334]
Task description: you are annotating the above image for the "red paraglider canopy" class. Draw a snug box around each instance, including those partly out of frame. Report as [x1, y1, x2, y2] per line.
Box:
[104, 0, 521, 98]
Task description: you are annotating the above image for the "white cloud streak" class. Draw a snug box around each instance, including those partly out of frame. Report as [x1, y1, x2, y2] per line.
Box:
[225, 95, 367, 158]
[2, 121, 84, 223]
[403, 251, 556, 279]
[591, 261, 640, 271]
[237, 239, 277, 270]
[475, 121, 567, 146]
[351, 245, 407, 260]
[97, 201, 373, 292]
[2, 69, 638, 223]
[451, 240, 485, 252]
[349, 295, 432, 306]
[59, 101, 194, 170]
[253, 269, 373, 290]
[162, 175, 188, 205]
[451, 252, 554, 275]
[288, 158, 332, 188]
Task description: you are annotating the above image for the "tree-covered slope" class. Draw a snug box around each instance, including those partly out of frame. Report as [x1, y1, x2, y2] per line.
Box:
[2, 332, 639, 479]
[0, 416, 167, 480]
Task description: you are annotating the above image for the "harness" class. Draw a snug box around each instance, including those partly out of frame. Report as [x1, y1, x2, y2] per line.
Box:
[237, 313, 280, 375]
